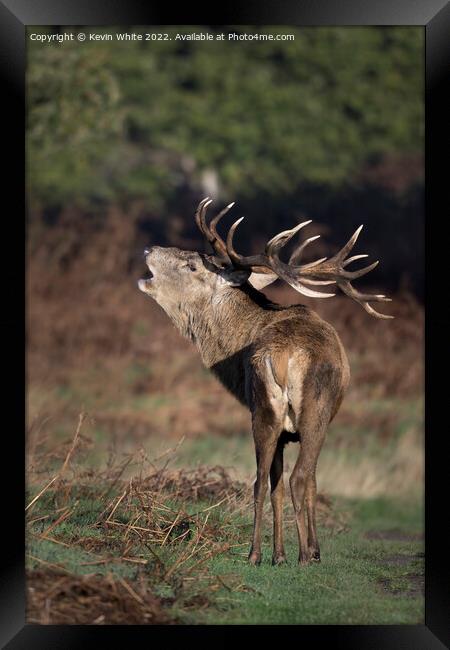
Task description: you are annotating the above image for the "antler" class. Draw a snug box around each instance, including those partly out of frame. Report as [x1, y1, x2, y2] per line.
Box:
[229, 219, 393, 319]
[194, 197, 274, 275]
[193, 198, 393, 319]
[194, 197, 234, 262]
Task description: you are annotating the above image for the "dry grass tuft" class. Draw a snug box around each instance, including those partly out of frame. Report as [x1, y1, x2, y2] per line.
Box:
[26, 430, 257, 624]
[27, 569, 176, 625]
[140, 465, 247, 502]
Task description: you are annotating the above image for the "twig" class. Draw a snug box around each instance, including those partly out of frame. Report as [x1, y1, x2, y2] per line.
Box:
[26, 415, 52, 471]
[27, 553, 70, 574]
[215, 574, 232, 592]
[139, 538, 166, 571]
[148, 436, 186, 466]
[25, 412, 86, 512]
[116, 575, 145, 605]
[316, 581, 342, 595]
[59, 412, 85, 476]
[163, 514, 210, 580]
[167, 529, 191, 545]
[189, 495, 229, 517]
[183, 543, 230, 576]
[27, 514, 51, 525]
[79, 559, 110, 566]
[124, 511, 143, 541]
[25, 477, 58, 512]
[41, 506, 74, 537]
[161, 512, 182, 546]
[105, 490, 127, 523]
[98, 455, 133, 505]
[28, 531, 71, 548]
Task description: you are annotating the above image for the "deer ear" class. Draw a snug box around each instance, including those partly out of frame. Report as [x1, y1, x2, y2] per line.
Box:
[218, 268, 251, 287]
[247, 272, 279, 290]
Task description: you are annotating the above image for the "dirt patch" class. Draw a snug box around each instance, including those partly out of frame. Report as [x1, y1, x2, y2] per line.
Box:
[27, 569, 177, 624]
[381, 553, 424, 566]
[364, 529, 424, 542]
[140, 465, 248, 502]
[375, 546, 424, 599]
[379, 573, 424, 598]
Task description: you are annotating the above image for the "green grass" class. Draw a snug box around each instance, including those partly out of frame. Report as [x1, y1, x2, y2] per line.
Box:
[180, 496, 424, 625]
[26, 479, 424, 625]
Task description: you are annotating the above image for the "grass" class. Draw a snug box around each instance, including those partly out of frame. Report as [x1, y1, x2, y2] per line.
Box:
[182, 496, 424, 625]
[26, 435, 424, 625]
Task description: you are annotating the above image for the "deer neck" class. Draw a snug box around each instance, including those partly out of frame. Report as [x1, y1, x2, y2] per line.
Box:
[169, 284, 267, 368]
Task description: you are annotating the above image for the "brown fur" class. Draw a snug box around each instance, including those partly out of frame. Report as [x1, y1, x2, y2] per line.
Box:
[139, 245, 350, 565]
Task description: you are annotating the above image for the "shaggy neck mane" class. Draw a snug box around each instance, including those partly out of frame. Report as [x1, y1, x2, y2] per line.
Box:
[169, 282, 286, 368]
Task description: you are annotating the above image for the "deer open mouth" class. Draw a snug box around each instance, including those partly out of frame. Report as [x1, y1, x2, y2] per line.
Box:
[138, 268, 154, 292]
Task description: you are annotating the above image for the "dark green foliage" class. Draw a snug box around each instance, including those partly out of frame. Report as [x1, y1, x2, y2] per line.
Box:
[27, 26, 423, 211]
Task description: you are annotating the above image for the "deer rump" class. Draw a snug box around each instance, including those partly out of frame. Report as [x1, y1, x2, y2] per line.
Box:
[250, 330, 345, 447]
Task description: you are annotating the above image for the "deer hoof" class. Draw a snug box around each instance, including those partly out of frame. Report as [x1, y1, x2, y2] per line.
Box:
[248, 552, 262, 566]
[298, 550, 321, 566]
[272, 554, 287, 566]
[309, 549, 321, 563]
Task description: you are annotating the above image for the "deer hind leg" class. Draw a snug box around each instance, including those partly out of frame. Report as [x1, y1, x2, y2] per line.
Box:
[270, 439, 286, 565]
[248, 355, 287, 566]
[249, 420, 279, 566]
[305, 474, 320, 562]
[290, 398, 332, 565]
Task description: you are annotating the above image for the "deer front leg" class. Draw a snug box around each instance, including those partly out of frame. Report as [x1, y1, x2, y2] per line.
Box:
[270, 441, 287, 565]
[249, 418, 278, 566]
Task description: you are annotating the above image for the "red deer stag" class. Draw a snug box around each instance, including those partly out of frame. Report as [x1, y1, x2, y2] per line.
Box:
[138, 198, 392, 566]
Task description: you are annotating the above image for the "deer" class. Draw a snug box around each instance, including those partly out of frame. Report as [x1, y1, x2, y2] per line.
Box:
[138, 198, 392, 566]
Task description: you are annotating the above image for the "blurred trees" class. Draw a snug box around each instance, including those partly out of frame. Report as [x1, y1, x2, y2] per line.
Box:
[27, 26, 424, 294]
[27, 26, 423, 207]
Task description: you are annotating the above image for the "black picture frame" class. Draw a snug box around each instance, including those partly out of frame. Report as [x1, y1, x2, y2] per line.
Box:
[2, 1, 449, 647]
